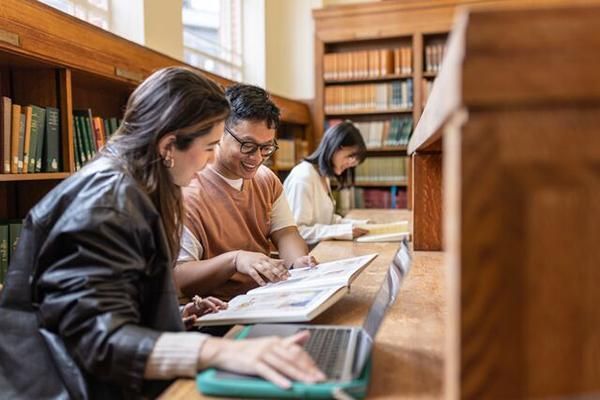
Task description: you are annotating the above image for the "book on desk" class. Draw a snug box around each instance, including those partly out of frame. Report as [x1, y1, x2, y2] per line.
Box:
[355, 221, 410, 243]
[194, 253, 378, 326]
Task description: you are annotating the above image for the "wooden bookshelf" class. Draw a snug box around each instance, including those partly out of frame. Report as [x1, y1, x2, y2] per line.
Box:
[409, 2, 600, 398]
[324, 73, 412, 84]
[314, 2, 457, 210]
[324, 108, 412, 116]
[354, 181, 407, 187]
[0, 173, 70, 182]
[0, 0, 312, 218]
[366, 145, 407, 152]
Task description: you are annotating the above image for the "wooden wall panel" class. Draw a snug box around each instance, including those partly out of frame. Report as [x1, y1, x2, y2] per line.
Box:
[412, 152, 442, 250]
[10, 68, 58, 108]
[459, 108, 600, 399]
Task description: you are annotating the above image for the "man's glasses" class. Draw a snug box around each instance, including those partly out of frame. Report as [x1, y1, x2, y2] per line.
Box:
[225, 126, 279, 157]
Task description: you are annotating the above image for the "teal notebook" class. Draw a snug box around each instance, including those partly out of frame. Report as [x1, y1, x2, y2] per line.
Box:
[196, 325, 372, 399]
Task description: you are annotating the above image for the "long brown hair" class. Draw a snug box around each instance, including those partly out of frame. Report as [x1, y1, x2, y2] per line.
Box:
[105, 67, 229, 257]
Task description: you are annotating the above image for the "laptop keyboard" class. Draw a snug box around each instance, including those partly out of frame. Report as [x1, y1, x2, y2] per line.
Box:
[301, 328, 352, 380]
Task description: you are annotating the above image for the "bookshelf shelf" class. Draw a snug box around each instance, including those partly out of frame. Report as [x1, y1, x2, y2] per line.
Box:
[423, 71, 437, 78]
[366, 146, 407, 152]
[324, 74, 413, 84]
[0, 173, 70, 182]
[355, 181, 408, 187]
[325, 108, 412, 117]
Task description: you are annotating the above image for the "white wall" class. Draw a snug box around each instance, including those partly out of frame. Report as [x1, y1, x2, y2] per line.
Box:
[264, 0, 321, 100]
[263, 0, 380, 100]
[143, 0, 184, 61]
[242, 0, 267, 88]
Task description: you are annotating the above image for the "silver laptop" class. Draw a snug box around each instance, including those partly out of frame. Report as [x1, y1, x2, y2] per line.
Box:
[239, 239, 412, 382]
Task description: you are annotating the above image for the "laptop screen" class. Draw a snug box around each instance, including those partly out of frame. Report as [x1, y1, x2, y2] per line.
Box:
[362, 239, 412, 338]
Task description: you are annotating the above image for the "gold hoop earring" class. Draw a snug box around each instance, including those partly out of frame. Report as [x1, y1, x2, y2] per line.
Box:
[162, 156, 175, 169]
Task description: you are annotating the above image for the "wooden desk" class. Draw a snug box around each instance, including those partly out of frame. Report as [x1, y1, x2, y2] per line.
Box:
[159, 209, 446, 399]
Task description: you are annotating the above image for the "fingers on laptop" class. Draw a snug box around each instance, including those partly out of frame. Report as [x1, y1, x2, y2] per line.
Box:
[257, 335, 326, 388]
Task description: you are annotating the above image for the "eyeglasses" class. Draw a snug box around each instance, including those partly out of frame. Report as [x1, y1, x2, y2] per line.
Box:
[225, 126, 279, 157]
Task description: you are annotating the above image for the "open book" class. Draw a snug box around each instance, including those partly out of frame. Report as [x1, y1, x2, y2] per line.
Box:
[195, 253, 377, 326]
[355, 221, 410, 243]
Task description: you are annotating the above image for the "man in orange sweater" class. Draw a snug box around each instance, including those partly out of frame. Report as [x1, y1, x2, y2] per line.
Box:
[175, 83, 317, 301]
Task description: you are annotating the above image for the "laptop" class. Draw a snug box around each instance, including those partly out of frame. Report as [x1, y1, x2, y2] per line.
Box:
[197, 239, 412, 399]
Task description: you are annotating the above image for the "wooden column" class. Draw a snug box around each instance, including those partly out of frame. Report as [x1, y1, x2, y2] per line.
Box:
[412, 152, 442, 250]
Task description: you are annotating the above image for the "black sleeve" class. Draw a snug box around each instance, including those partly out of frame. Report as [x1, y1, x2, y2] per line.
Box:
[36, 207, 161, 391]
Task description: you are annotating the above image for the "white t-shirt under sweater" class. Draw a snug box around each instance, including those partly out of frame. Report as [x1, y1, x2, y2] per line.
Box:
[283, 161, 358, 245]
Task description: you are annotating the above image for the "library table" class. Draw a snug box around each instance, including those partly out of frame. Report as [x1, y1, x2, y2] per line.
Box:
[159, 209, 445, 399]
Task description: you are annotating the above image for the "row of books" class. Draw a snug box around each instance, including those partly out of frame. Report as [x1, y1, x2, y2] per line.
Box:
[324, 80, 413, 114]
[354, 187, 408, 209]
[273, 139, 296, 169]
[72, 110, 119, 171]
[266, 139, 309, 171]
[352, 116, 413, 148]
[0, 221, 22, 285]
[355, 157, 408, 183]
[323, 47, 413, 81]
[335, 186, 407, 213]
[0, 97, 60, 174]
[424, 43, 447, 74]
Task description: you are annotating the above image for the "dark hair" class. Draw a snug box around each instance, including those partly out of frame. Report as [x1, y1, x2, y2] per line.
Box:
[105, 66, 230, 257]
[225, 83, 280, 129]
[305, 121, 367, 188]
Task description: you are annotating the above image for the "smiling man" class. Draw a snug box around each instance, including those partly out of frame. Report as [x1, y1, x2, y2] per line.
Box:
[175, 83, 317, 301]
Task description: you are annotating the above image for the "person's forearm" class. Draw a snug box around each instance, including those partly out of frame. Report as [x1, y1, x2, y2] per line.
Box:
[144, 332, 207, 379]
[174, 252, 238, 298]
[273, 228, 309, 268]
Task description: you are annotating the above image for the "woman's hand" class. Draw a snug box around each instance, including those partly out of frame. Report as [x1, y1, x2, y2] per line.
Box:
[182, 296, 228, 329]
[201, 330, 326, 388]
[234, 250, 290, 286]
[352, 227, 369, 238]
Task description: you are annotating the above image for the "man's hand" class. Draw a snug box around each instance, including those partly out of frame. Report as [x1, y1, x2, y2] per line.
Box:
[234, 250, 290, 286]
[291, 255, 318, 269]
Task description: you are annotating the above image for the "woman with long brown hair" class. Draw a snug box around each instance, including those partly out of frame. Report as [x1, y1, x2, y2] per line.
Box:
[0, 67, 323, 399]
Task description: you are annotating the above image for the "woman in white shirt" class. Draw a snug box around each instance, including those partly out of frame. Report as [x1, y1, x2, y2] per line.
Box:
[283, 121, 368, 246]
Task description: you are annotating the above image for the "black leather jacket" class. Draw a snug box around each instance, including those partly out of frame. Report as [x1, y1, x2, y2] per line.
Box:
[0, 157, 185, 399]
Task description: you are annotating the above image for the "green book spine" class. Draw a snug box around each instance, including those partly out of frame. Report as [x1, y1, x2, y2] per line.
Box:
[83, 115, 95, 158]
[28, 106, 41, 173]
[0, 224, 8, 284]
[85, 109, 97, 154]
[73, 112, 92, 162]
[9, 222, 22, 262]
[109, 118, 118, 135]
[75, 116, 91, 164]
[103, 119, 111, 139]
[32, 106, 46, 173]
[44, 107, 60, 172]
[72, 119, 81, 170]
[17, 113, 25, 173]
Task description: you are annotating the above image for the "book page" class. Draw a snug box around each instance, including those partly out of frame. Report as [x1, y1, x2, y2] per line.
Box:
[248, 253, 378, 295]
[195, 285, 346, 326]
